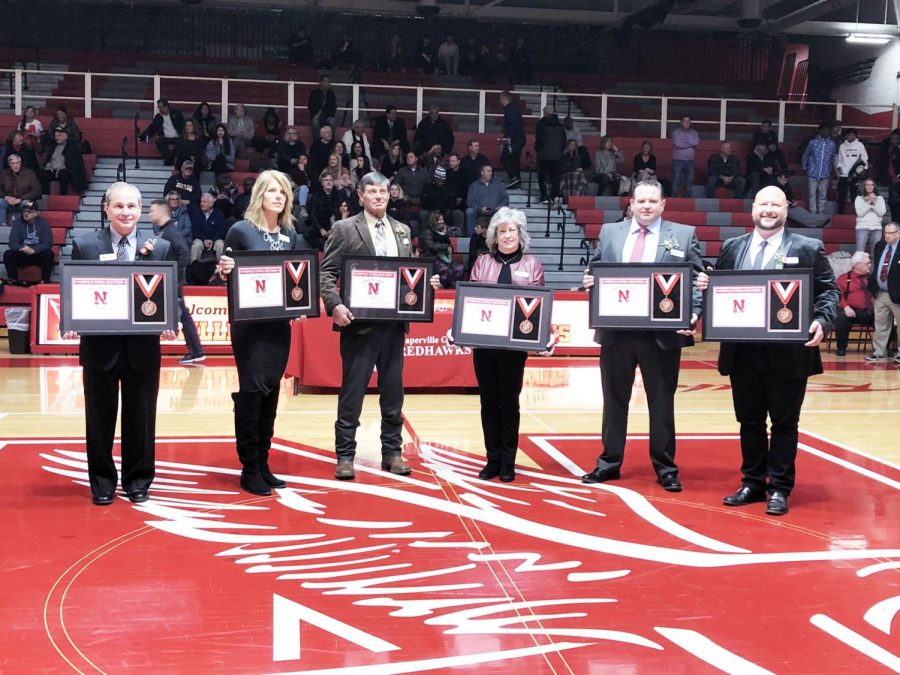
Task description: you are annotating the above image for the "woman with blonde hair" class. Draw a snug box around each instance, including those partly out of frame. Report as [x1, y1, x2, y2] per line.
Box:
[216, 170, 313, 495]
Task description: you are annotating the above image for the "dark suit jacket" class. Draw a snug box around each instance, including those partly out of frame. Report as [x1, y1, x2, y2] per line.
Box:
[72, 228, 172, 371]
[140, 108, 185, 141]
[319, 211, 413, 335]
[591, 219, 704, 350]
[716, 229, 838, 379]
[372, 115, 410, 156]
[869, 239, 900, 304]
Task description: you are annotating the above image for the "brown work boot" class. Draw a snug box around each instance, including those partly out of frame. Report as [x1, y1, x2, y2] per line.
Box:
[380, 455, 411, 476]
[334, 459, 356, 480]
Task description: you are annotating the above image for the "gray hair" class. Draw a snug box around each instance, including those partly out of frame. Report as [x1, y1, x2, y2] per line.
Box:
[357, 171, 390, 192]
[104, 181, 142, 205]
[850, 251, 870, 265]
[485, 207, 531, 253]
[6, 153, 21, 165]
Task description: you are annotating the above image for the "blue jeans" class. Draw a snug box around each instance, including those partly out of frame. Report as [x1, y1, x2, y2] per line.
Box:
[671, 159, 694, 198]
[180, 297, 203, 356]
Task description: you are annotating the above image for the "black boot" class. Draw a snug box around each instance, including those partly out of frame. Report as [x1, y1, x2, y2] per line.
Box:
[258, 388, 287, 489]
[232, 392, 271, 496]
[499, 447, 517, 482]
[478, 451, 501, 480]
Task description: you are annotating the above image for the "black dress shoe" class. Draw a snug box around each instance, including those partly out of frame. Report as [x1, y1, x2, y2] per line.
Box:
[658, 473, 682, 492]
[92, 493, 114, 506]
[765, 491, 789, 516]
[581, 468, 621, 484]
[499, 467, 516, 483]
[478, 462, 501, 480]
[722, 485, 766, 507]
[127, 489, 149, 503]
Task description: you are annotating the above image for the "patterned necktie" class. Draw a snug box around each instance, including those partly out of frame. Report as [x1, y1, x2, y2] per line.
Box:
[751, 240, 767, 270]
[880, 245, 893, 283]
[116, 236, 130, 261]
[374, 219, 388, 257]
[629, 226, 649, 263]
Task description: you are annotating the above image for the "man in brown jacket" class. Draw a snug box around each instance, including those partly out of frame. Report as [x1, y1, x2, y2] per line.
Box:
[0, 153, 41, 225]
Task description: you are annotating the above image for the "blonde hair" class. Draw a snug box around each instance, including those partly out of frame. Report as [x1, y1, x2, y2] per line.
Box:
[243, 170, 294, 231]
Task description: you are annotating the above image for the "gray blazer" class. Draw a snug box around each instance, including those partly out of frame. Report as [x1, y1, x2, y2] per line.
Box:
[591, 218, 704, 350]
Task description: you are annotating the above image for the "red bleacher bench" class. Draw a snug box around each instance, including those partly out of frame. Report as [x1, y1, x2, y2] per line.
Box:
[46, 195, 81, 212]
[41, 211, 74, 228]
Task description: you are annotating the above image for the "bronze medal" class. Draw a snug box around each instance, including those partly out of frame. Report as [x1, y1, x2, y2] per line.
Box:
[659, 297, 675, 314]
[519, 319, 534, 335]
[141, 300, 157, 317]
[404, 291, 418, 306]
[776, 307, 793, 324]
[291, 287, 304, 302]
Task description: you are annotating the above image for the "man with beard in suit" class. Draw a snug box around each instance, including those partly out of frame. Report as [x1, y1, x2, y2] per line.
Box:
[707, 185, 838, 516]
[66, 182, 175, 506]
[580, 179, 703, 492]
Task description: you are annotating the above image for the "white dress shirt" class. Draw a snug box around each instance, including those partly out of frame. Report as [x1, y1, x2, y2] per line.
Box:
[747, 228, 784, 269]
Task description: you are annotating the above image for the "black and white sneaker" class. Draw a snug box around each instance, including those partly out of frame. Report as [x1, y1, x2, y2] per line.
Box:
[179, 353, 206, 365]
[864, 353, 886, 362]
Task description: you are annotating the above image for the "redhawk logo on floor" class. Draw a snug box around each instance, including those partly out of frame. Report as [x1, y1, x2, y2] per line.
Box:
[5, 433, 899, 672]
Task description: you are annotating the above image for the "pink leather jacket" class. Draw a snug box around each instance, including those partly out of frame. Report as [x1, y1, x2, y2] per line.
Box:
[470, 252, 545, 286]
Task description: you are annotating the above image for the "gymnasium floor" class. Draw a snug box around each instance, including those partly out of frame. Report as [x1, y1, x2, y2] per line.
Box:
[1, 341, 898, 673]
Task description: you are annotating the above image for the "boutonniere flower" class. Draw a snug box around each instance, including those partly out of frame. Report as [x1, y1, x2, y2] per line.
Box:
[774, 250, 785, 270]
[663, 237, 680, 252]
[139, 238, 157, 257]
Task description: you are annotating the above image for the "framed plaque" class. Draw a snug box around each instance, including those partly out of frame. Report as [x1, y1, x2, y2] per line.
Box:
[340, 255, 435, 322]
[227, 250, 321, 323]
[588, 262, 693, 330]
[59, 261, 178, 335]
[702, 269, 814, 342]
[451, 282, 554, 351]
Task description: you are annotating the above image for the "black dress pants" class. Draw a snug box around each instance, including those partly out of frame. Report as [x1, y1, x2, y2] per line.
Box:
[335, 323, 405, 460]
[596, 333, 680, 477]
[472, 348, 527, 459]
[3, 249, 54, 281]
[832, 308, 874, 351]
[728, 344, 808, 495]
[538, 159, 561, 200]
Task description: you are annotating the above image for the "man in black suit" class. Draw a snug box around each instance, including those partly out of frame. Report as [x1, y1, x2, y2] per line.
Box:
[712, 185, 838, 516]
[580, 179, 704, 492]
[67, 182, 174, 506]
[140, 98, 185, 166]
[866, 222, 900, 363]
[372, 106, 410, 161]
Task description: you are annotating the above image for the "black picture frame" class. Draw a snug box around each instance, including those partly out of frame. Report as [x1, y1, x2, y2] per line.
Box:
[340, 255, 435, 322]
[451, 282, 555, 352]
[702, 269, 814, 342]
[59, 260, 179, 335]
[588, 262, 694, 330]
[227, 250, 321, 323]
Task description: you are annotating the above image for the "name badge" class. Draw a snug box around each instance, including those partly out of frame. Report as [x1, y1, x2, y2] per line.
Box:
[783, 256, 799, 265]
[99, 253, 117, 261]
[669, 249, 685, 258]
[278, 234, 290, 243]
[513, 270, 530, 278]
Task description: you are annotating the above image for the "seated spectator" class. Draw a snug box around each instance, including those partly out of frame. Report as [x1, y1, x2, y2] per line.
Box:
[165, 190, 193, 241]
[2, 200, 53, 281]
[561, 139, 589, 198]
[308, 75, 337, 139]
[745, 143, 775, 198]
[420, 165, 464, 235]
[320, 152, 342, 185]
[774, 172, 830, 229]
[47, 106, 81, 145]
[291, 155, 311, 207]
[591, 135, 624, 196]
[190, 193, 226, 263]
[332, 34, 360, 69]
[140, 98, 185, 165]
[384, 33, 406, 72]
[416, 37, 437, 74]
[193, 102, 216, 139]
[253, 107, 283, 158]
[705, 141, 746, 198]
[752, 120, 778, 149]
[39, 128, 86, 196]
[332, 140, 350, 169]
[163, 160, 202, 207]
[833, 251, 875, 356]
[414, 106, 454, 156]
[227, 104, 255, 159]
[0, 154, 41, 225]
[394, 151, 429, 206]
[458, 139, 490, 191]
[438, 35, 460, 75]
[855, 178, 886, 255]
[288, 27, 314, 66]
[309, 125, 336, 177]
[17, 106, 44, 151]
[835, 128, 868, 215]
[444, 153, 467, 203]
[205, 124, 235, 177]
[305, 171, 340, 249]
[342, 119, 373, 164]
[333, 198, 353, 223]
[1, 131, 40, 174]
[465, 164, 508, 235]
[348, 143, 371, 182]
[276, 127, 308, 179]
[209, 173, 238, 222]
[633, 141, 657, 183]
[466, 217, 489, 275]
[380, 141, 404, 181]
[460, 37, 481, 77]
[765, 142, 789, 176]
[335, 192, 361, 219]
[372, 106, 410, 161]
[233, 177, 255, 223]
[421, 212, 466, 287]
[337, 169, 357, 199]
[174, 119, 206, 171]
[419, 144, 444, 177]
[387, 183, 408, 223]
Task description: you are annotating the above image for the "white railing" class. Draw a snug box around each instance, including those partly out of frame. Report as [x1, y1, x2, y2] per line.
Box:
[2, 68, 898, 142]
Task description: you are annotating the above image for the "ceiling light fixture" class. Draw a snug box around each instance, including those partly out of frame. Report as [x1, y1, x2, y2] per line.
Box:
[846, 0, 894, 44]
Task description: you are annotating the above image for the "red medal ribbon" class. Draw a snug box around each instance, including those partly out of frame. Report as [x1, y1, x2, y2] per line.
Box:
[400, 266, 424, 290]
[134, 273, 163, 300]
[515, 296, 541, 320]
[284, 260, 308, 284]
[654, 272, 681, 298]
[771, 280, 799, 306]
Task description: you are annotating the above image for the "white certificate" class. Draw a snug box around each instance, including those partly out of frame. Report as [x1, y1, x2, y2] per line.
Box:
[70, 277, 130, 320]
[597, 277, 650, 317]
[349, 269, 397, 309]
[237, 265, 283, 309]
[461, 297, 511, 336]
[712, 285, 766, 328]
